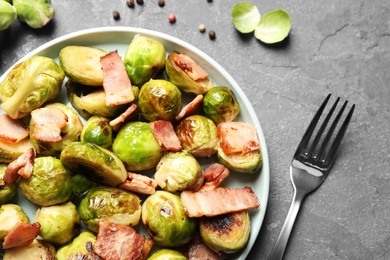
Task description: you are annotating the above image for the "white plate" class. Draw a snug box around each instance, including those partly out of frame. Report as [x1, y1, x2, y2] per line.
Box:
[0, 27, 269, 259]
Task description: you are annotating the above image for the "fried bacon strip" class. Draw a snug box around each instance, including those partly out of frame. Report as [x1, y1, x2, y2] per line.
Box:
[2, 222, 41, 249]
[31, 106, 68, 142]
[4, 148, 35, 184]
[172, 53, 209, 81]
[0, 114, 29, 143]
[175, 94, 203, 121]
[150, 120, 182, 152]
[109, 103, 138, 131]
[198, 163, 229, 191]
[119, 172, 157, 195]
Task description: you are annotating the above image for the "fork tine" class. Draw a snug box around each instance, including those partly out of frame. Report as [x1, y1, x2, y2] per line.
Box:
[294, 94, 331, 157]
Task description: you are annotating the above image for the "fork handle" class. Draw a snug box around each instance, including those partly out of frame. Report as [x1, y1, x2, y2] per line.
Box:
[268, 189, 307, 260]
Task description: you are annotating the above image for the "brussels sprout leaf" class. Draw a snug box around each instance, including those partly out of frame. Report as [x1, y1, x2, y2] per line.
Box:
[231, 2, 261, 33]
[254, 9, 291, 44]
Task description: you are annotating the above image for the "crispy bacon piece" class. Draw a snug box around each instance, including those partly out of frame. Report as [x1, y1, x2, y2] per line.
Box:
[0, 114, 29, 143]
[176, 94, 203, 121]
[172, 53, 209, 81]
[119, 172, 157, 195]
[109, 103, 138, 131]
[181, 186, 260, 217]
[187, 233, 226, 260]
[4, 148, 35, 184]
[150, 120, 182, 152]
[31, 106, 68, 142]
[101, 51, 134, 107]
[94, 220, 153, 260]
[217, 122, 260, 155]
[2, 222, 41, 249]
[198, 163, 229, 191]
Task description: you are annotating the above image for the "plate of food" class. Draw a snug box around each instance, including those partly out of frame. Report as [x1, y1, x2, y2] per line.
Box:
[0, 27, 269, 259]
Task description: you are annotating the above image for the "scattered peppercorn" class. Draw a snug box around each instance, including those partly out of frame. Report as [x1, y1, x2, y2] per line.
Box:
[198, 24, 206, 33]
[209, 30, 216, 40]
[136, 0, 144, 5]
[113, 11, 120, 20]
[207, 0, 213, 2]
[168, 14, 176, 23]
[127, 0, 135, 8]
[158, 0, 165, 7]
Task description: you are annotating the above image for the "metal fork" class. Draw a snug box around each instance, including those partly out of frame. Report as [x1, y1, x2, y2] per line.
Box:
[268, 94, 355, 260]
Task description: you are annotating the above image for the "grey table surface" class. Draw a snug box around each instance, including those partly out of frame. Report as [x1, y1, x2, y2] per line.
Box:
[1, 0, 389, 259]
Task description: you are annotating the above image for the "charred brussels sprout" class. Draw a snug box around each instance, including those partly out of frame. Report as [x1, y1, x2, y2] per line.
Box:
[13, 0, 55, 29]
[59, 46, 108, 86]
[0, 56, 64, 119]
[19, 156, 73, 206]
[142, 190, 196, 248]
[123, 35, 166, 86]
[0, 204, 30, 241]
[56, 231, 97, 260]
[200, 210, 251, 254]
[176, 115, 218, 157]
[113, 121, 164, 171]
[0, 164, 18, 204]
[217, 147, 262, 174]
[34, 201, 80, 245]
[3, 239, 56, 259]
[147, 249, 187, 260]
[138, 79, 182, 122]
[79, 186, 141, 233]
[0, 1, 16, 30]
[60, 142, 127, 187]
[203, 86, 240, 124]
[80, 116, 114, 149]
[155, 151, 204, 193]
[165, 51, 214, 95]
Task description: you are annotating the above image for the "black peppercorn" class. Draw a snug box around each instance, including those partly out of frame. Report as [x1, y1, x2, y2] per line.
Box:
[136, 0, 144, 5]
[209, 30, 216, 40]
[207, 0, 213, 2]
[158, 0, 165, 7]
[127, 0, 135, 8]
[113, 11, 120, 20]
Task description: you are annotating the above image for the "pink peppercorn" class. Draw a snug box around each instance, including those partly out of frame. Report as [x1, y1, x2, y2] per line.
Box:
[168, 14, 176, 23]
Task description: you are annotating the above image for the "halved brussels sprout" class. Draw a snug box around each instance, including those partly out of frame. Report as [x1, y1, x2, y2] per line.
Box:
[0, 0, 17, 30]
[155, 151, 204, 193]
[34, 201, 80, 245]
[19, 156, 73, 206]
[59, 46, 108, 86]
[0, 204, 30, 241]
[123, 35, 166, 86]
[203, 86, 240, 124]
[147, 249, 187, 260]
[0, 137, 34, 163]
[70, 173, 99, 199]
[217, 147, 262, 174]
[30, 103, 83, 157]
[0, 164, 18, 204]
[138, 79, 182, 122]
[165, 51, 214, 95]
[175, 115, 218, 157]
[142, 190, 196, 248]
[200, 210, 251, 254]
[113, 121, 164, 171]
[79, 186, 141, 233]
[80, 116, 114, 149]
[3, 239, 56, 259]
[0, 56, 64, 119]
[56, 231, 96, 260]
[66, 80, 129, 120]
[13, 0, 55, 29]
[60, 142, 127, 187]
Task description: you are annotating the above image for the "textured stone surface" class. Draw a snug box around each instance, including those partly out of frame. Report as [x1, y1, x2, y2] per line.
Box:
[1, 0, 389, 259]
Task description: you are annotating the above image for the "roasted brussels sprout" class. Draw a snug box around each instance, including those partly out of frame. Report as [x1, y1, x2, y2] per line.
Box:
[3, 239, 56, 259]
[70, 173, 99, 199]
[59, 46, 108, 86]
[113, 121, 164, 171]
[0, 137, 34, 163]
[79, 186, 141, 233]
[34, 201, 80, 245]
[123, 35, 166, 86]
[175, 115, 218, 157]
[155, 151, 204, 193]
[199, 210, 251, 254]
[56, 231, 97, 260]
[138, 79, 182, 122]
[66, 80, 128, 120]
[19, 156, 73, 206]
[80, 116, 114, 149]
[12, 0, 55, 29]
[217, 147, 262, 174]
[0, 204, 30, 241]
[147, 249, 187, 260]
[142, 190, 196, 248]
[165, 51, 214, 95]
[0, 164, 17, 204]
[0, 56, 64, 119]
[203, 86, 240, 124]
[60, 142, 127, 187]
[0, 0, 16, 30]
[30, 103, 83, 157]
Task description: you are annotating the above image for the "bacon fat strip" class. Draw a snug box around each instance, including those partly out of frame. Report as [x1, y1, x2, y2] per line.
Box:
[181, 186, 260, 217]
[101, 51, 134, 107]
[109, 103, 138, 132]
[0, 114, 29, 143]
[119, 172, 157, 195]
[2, 222, 41, 249]
[150, 120, 182, 152]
